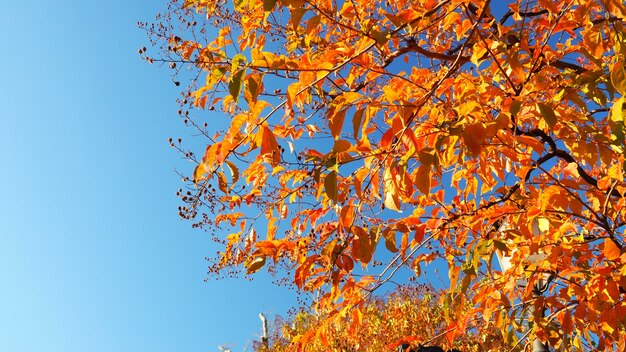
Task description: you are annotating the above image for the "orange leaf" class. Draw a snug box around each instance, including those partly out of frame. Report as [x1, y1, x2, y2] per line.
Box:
[462, 123, 486, 156]
[414, 164, 431, 195]
[260, 124, 281, 166]
[328, 108, 347, 140]
[352, 226, 374, 264]
[604, 239, 621, 261]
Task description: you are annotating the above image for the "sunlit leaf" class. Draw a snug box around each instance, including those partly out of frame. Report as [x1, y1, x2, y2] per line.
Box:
[611, 61, 626, 95]
[246, 256, 266, 274]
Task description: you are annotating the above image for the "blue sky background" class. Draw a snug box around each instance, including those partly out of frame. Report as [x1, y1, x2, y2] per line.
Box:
[0, 2, 520, 351]
[0, 1, 295, 351]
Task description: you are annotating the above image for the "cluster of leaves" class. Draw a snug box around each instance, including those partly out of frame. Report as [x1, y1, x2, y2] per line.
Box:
[142, 0, 626, 350]
[252, 285, 508, 352]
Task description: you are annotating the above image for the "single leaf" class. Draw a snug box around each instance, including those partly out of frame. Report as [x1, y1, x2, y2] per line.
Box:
[352, 108, 365, 139]
[611, 61, 626, 95]
[246, 256, 266, 274]
[193, 162, 206, 183]
[260, 125, 281, 166]
[604, 239, 621, 261]
[537, 217, 550, 232]
[383, 228, 398, 253]
[352, 226, 373, 264]
[263, 0, 278, 12]
[538, 103, 557, 128]
[325, 171, 338, 203]
[336, 254, 354, 272]
[383, 167, 401, 211]
[332, 139, 352, 154]
[229, 68, 246, 102]
[340, 204, 355, 229]
[217, 171, 228, 193]
[225, 160, 240, 185]
[328, 108, 347, 140]
[244, 72, 263, 104]
[462, 123, 486, 156]
[510, 99, 522, 118]
[415, 164, 431, 195]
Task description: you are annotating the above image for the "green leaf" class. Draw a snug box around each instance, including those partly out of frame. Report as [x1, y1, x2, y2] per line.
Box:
[206, 67, 226, 90]
[538, 103, 557, 128]
[324, 171, 338, 203]
[231, 53, 248, 71]
[229, 68, 246, 102]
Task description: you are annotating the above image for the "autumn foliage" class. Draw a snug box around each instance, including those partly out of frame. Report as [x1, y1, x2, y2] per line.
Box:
[252, 285, 507, 351]
[142, 0, 626, 350]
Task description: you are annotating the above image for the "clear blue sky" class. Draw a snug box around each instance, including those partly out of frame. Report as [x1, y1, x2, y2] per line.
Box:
[0, 1, 294, 351]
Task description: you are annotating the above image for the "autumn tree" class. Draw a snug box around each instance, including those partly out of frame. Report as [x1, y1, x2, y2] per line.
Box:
[251, 285, 508, 351]
[142, 0, 626, 350]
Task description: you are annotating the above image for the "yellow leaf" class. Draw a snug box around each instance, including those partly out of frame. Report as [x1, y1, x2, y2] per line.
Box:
[536, 217, 550, 232]
[610, 97, 624, 122]
[611, 61, 626, 95]
[383, 167, 401, 211]
[246, 256, 266, 274]
[193, 162, 206, 183]
[225, 160, 240, 185]
[471, 41, 487, 66]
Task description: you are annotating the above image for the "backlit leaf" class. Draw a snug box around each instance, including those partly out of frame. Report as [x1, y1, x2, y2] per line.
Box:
[324, 171, 338, 203]
[263, 0, 277, 12]
[611, 61, 626, 95]
[604, 239, 621, 261]
[229, 68, 246, 102]
[538, 103, 557, 129]
[246, 256, 266, 274]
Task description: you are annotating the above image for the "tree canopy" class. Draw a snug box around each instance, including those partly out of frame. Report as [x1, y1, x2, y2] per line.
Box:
[252, 285, 507, 351]
[142, 0, 626, 350]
